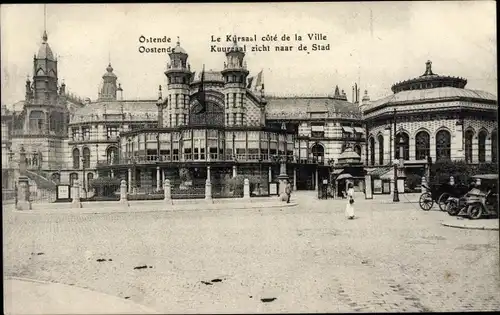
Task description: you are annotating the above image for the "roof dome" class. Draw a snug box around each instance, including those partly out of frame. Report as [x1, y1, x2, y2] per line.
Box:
[102, 63, 117, 78]
[338, 147, 361, 161]
[37, 31, 54, 60]
[171, 37, 187, 54]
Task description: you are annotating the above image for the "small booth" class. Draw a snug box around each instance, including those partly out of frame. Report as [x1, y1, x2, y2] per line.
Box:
[331, 146, 365, 198]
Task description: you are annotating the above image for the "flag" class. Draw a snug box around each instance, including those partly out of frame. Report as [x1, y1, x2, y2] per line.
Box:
[254, 70, 263, 91]
[247, 76, 254, 89]
[195, 65, 206, 114]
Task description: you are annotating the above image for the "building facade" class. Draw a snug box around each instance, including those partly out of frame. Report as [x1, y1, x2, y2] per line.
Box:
[2, 32, 497, 196]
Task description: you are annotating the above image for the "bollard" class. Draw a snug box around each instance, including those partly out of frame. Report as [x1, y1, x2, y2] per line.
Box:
[243, 178, 250, 199]
[163, 179, 172, 203]
[449, 176, 455, 186]
[421, 176, 428, 193]
[120, 180, 128, 205]
[16, 176, 32, 210]
[72, 180, 82, 208]
[205, 179, 212, 201]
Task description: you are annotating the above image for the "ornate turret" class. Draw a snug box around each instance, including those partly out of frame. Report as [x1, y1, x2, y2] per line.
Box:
[164, 37, 192, 128]
[97, 63, 118, 101]
[32, 29, 59, 106]
[391, 60, 467, 93]
[222, 39, 250, 126]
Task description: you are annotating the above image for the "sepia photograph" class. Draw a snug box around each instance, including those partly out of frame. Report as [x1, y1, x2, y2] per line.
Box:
[1, 2, 498, 314]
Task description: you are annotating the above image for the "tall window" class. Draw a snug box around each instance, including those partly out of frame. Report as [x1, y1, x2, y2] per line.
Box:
[354, 145, 362, 157]
[311, 143, 325, 164]
[72, 128, 80, 141]
[415, 131, 430, 160]
[436, 130, 451, 161]
[492, 131, 498, 163]
[478, 130, 487, 162]
[72, 148, 80, 169]
[464, 129, 474, 163]
[87, 173, 94, 192]
[106, 126, 119, 139]
[395, 132, 410, 160]
[70, 173, 79, 186]
[82, 126, 90, 141]
[106, 146, 119, 165]
[369, 137, 375, 166]
[82, 147, 91, 168]
[377, 134, 384, 165]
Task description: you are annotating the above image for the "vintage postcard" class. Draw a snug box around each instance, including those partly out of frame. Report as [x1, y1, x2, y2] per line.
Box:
[1, 2, 498, 314]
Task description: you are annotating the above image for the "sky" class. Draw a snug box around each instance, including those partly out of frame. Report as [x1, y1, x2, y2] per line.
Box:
[1, 2, 497, 106]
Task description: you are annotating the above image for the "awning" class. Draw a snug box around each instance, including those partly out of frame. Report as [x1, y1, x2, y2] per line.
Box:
[342, 126, 354, 133]
[311, 125, 324, 132]
[332, 168, 344, 175]
[353, 127, 365, 134]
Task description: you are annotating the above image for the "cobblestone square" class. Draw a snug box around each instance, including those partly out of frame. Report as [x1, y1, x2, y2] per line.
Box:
[3, 193, 500, 313]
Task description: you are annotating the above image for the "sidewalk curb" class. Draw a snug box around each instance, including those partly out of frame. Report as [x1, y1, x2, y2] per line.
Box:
[10, 202, 298, 215]
[5, 276, 160, 314]
[441, 222, 499, 231]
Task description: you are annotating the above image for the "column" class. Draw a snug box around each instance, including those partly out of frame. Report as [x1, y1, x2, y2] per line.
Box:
[452, 122, 463, 161]
[207, 165, 211, 182]
[293, 167, 297, 191]
[472, 136, 478, 163]
[156, 167, 161, 190]
[430, 134, 436, 163]
[268, 166, 272, 182]
[485, 138, 492, 162]
[232, 165, 237, 177]
[127, 168, 132, 193]
[111, 170, 114, 178]
[119, 180, 128, 204]
[383, 128, 391, 165]
[314, 168, 318, 191]
[72, 180, 82, 208]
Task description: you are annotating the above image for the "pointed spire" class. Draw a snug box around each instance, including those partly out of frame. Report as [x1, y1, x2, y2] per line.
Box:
[177, 36, 180, 46]
[42, 4, 48, 42]
[334, 85, 340, 97]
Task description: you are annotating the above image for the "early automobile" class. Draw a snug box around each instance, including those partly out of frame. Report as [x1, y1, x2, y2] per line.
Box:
[451, 174, 498, 219]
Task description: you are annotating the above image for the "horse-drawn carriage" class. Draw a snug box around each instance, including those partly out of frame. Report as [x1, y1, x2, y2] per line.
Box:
[418, 182, 470, 211]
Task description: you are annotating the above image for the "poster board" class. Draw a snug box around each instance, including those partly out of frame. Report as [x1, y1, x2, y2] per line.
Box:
[365, 175, 373, 199]
[56, 184, 71, 202]
[373, 179, 382, 194]
[397, 179, 405, 194]
[269, 182, 278, 196]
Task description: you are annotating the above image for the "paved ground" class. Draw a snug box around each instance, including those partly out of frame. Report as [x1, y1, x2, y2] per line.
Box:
[3, 191, 499, 313]
[441, 218, 499, 231]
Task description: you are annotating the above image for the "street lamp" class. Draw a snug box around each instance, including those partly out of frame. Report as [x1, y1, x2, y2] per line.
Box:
[258, 156, 263, 195]
[81, 156, 87, 198]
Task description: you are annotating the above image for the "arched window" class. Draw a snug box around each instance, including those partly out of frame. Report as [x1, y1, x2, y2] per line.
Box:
[464, 129, 474, 163]
[492, 131, 498, 163]
[369, 137, 375, 166]
[395, 132, 410, 160]
[106, 146, 119, 165]
[70, 173, 79, 186]
[415, 131, 430, 160]
[72, 148, 80, 169]
[51, 173, 60, 184]
[82, 147, 91, 168]
[478, 130, 487, 162]
[377, 134, 384, 165]
[436, 130, 451, 161]
[354, 145, 361, 157]
[87, 173, 94, 192]
[311, 143, 325, 164]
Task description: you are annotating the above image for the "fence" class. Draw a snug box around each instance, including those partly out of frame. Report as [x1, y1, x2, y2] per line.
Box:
[170, 180, 206, 199]
[211, 182, 243, 198]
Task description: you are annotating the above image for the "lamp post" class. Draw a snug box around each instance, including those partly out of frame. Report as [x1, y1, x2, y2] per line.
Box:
[81, 156, 87, 198]
[392, 108, 399, 202]
[258, 156, 263, 195]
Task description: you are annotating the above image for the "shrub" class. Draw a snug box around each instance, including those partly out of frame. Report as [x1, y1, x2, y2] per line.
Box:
[89, 177, 122, 197]
[406, 173, 422, 190]
[429, 160, 498, 186]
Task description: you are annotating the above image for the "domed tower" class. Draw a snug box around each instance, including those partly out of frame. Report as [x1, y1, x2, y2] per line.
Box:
[221, 40, 249, 126]
[98, 63, 118, 101]
[32, 30, 59, 106]
[164, 38, 192, 128]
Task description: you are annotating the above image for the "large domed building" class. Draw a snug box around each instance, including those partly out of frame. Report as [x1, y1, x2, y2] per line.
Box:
[2, 31, 497, 199]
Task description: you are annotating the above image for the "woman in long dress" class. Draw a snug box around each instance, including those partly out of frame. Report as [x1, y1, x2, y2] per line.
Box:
[345, 182, 355, 219]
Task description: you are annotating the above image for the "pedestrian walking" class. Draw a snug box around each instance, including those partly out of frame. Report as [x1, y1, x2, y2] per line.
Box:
[285, 180, 292, 203]
[345, 182, 355, 219]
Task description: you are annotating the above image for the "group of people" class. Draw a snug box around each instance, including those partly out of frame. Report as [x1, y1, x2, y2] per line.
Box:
[283, 180, 356, 220]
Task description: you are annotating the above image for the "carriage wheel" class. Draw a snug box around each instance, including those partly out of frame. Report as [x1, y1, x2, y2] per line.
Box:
[438, 193, 450, 212]
[446, 199, 460, 216]
[419, 192, 434, 211]
[468, 204, 483, 220]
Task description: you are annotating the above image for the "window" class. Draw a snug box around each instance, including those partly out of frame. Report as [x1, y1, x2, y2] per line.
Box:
[72, 148, 80, 169]
[175, 114, 179, 126]
[311, 143, 325, 164]
[436, 130, 451, 161]
[395, 132, 410, 160]
[70, 173, 79, 186]
[82, 126, 90, 141]
[106, 126, 119, 139]
[233, 113, 237, 125]
[87, 173, 94, 192]
[72, 128, 80, 141]
[492, 131, 498, 163]
[233, 93, 236, 108]
[369, 137, 375, 166]
[354, 145, 362, 157]
[478, 130, 487, 162]
[464, 129, 474, 163]
[175, 94, 179, 109]
[311, 124, 325, 138]
[82, 147, 90, 168]
[415, 131, 430, 160]
[106, 146, 119, 165]
[377, 135, 384, 165]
